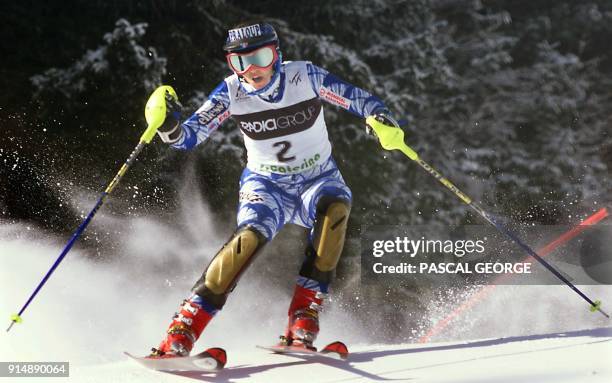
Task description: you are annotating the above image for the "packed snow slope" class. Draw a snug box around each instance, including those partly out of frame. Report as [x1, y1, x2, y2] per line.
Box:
[1, 327, 610, 382]
[2, 218, 611, 382]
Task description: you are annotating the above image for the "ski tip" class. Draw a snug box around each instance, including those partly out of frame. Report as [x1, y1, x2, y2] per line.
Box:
[320, 341, 349, 360]
[202, 347, 227, 370]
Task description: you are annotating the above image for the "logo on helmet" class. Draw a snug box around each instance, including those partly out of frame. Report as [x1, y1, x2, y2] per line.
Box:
[227, 24, 262, 42]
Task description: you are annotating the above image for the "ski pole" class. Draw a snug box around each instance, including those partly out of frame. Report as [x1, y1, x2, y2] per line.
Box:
[366, 116, 610, 319]
[6, 85, 178, 332]
[418, 207, 609, 343]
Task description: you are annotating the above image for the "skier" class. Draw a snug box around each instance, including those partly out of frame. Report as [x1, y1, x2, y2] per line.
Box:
[151, 21, 396, 357]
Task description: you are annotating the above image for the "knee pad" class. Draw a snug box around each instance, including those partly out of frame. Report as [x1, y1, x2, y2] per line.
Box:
[192, 226, 265, 308]
[300, 198, 350, 282]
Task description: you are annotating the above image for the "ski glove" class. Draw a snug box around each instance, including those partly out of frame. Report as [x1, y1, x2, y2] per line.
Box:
[156, 93, 184, 144]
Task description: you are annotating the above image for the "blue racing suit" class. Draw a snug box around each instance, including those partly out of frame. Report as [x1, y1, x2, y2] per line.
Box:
[170, 61, 388, 244]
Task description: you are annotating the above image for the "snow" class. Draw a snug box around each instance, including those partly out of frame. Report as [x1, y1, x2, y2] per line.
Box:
[1, 327, 610, 382]
[1, 220, 611, 382]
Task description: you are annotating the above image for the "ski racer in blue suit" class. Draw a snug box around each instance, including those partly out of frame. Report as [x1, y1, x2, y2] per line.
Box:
[150, 21, 396, 358]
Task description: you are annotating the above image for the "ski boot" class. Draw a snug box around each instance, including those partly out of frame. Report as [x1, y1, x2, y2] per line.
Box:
[279, 279, 327, 350]
[150, 294, 215, 358]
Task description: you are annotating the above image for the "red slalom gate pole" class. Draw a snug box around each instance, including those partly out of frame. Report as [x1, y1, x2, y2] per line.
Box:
[417, 207, 609, 344]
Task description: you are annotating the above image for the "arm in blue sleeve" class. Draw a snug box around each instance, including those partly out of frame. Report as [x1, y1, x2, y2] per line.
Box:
[307, 62, 389, 118]
[171, 80, 231, 150]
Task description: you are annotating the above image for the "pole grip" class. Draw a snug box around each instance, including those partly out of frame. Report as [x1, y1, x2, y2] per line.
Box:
[140, 85, 178, 144]
[365, 116, 419, 161]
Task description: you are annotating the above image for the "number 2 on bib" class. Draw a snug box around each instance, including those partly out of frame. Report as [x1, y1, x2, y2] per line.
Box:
[273, 141, 296, 162]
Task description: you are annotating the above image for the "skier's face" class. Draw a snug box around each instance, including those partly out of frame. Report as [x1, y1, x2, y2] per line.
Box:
[226, 44, 278, 90]
[241, 66, 275, 90]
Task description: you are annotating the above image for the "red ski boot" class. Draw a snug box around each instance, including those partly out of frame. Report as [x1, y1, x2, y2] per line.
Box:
[280, 278, 327, 350]
[150, 294, 215, 358]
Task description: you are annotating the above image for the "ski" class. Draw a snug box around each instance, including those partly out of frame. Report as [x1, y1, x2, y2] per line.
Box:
[125, 347, 227, 372]
[257, 341, 349, 360]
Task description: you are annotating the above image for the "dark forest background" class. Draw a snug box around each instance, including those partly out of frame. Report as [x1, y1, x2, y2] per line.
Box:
[1, 0, 611, 340]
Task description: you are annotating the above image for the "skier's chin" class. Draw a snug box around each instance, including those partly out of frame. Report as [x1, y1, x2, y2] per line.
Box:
[244, 71, 273, 90]
[249, 77, 269, 89]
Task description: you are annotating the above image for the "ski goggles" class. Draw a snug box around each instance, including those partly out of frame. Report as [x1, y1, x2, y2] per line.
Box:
[226, 45, 278, 75]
